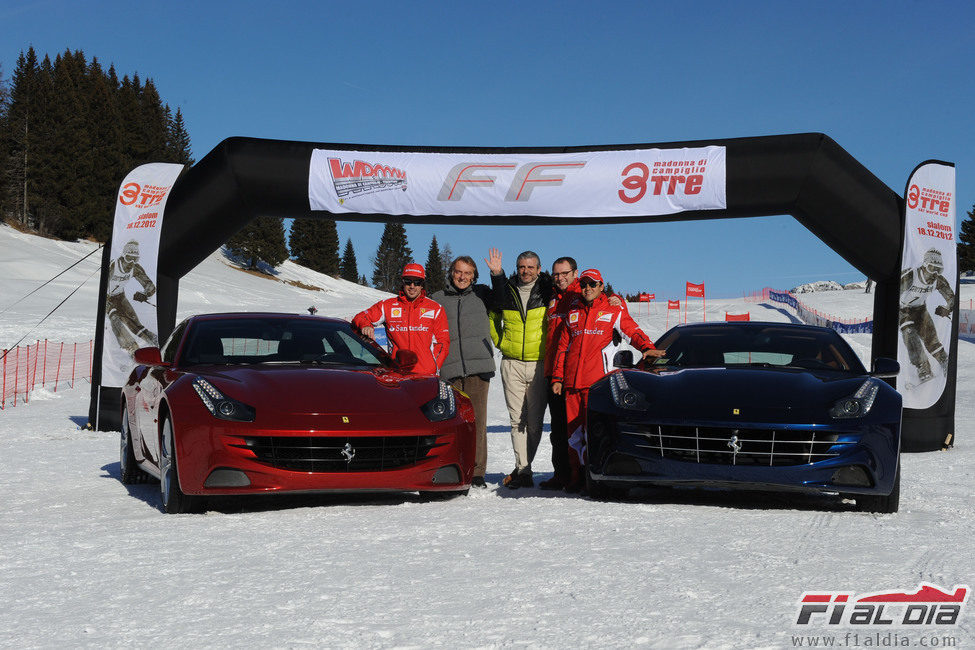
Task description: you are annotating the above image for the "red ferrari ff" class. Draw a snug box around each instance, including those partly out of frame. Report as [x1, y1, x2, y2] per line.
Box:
[119, 313, 476, 513]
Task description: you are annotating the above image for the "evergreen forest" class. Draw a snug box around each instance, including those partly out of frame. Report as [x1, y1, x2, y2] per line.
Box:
[0, 47, 193, 242]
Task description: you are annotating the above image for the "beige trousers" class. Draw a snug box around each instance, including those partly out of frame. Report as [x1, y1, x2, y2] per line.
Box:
[500, 357, 547, 471]
[450, 375, 490, 477]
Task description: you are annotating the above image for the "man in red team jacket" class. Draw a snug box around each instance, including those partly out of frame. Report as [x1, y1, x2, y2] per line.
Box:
[540, 256, 627, 490]
[551, 269, 665, 492]
[352, 263, 449, 375]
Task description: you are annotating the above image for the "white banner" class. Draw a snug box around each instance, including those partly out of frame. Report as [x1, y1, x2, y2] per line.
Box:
[898, 162, 956, 409]
[309, 146, 726, 218]
[101, 163, 184, 387]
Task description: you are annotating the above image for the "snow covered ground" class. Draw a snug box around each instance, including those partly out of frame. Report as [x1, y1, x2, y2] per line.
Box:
[1, 223, 973, 649]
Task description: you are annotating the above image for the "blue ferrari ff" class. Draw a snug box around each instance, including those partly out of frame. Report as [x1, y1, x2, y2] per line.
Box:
[585, 322, 902, 512]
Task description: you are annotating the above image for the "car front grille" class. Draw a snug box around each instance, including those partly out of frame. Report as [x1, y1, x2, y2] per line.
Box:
[234, 435, 445, 472]
[620, 424, 858, 466]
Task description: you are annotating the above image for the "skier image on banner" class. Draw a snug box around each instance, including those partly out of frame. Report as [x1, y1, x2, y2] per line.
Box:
[106, 239, 159, 355]
[899, 247, 954, 385]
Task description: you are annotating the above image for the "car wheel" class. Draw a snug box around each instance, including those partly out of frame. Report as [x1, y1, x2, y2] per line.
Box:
[119, 405, 150, 484]
[856, 464, 900, 514]
[586, 467, 626, 501]
[159, 416, 202, 514]
[419, 489, 470, 501]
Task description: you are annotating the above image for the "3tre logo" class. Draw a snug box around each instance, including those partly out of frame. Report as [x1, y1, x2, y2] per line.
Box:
[908, 184, 951, 214]
[119, 183, 170, 208]
[618, 159, 708, 204]
[119, 182, 141, 206]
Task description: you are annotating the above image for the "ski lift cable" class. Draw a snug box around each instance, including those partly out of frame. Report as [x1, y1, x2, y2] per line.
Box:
[0, 264, 102, 360]
[0, 243, 103, 316]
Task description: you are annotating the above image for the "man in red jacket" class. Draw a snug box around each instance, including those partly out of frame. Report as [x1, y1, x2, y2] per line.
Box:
[540, 258, 626, 490]
[551, 269, 665, 492]
[352, 263, 449, 376]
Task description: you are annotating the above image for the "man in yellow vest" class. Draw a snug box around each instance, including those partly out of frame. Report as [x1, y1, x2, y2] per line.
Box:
[488, 250, 553, 489]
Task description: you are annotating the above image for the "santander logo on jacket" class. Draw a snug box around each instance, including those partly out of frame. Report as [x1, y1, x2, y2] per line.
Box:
[552, 292, 653, 389]
[352, 291, 449, 376]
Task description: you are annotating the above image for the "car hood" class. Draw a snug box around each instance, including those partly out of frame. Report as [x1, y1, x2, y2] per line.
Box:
[184, 364, 439, 415]
[618, 367, 870, 423]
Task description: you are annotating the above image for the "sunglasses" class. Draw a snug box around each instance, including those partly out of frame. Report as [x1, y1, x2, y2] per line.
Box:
[579, 279, 602, 289]
[402, 278, 424, 286]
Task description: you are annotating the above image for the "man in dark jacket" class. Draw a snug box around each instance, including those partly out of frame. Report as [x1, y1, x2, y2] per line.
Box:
[431, 251, 502, 488]
[538, 256, 579, 490]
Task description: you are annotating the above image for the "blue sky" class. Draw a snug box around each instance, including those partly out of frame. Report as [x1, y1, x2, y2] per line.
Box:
[2, 0, 972, 300]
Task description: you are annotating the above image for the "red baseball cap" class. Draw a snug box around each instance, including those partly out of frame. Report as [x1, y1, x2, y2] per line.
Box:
[580, 268, 603, 284]
[402, 263, 426, 280]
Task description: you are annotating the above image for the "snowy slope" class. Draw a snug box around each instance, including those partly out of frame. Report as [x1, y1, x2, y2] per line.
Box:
[1, 225, 973, 649]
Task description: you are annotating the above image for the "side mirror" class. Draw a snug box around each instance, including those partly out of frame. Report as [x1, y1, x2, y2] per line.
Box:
[133, 347, 167, 367]
[613, 350, 636, 368]
[394, 349, 419, 372]
[870, 357, 899, 378]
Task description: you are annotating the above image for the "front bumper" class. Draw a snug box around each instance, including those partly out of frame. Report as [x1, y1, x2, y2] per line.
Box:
[173, 407, 476, 495]
[586, 411, 901, 497]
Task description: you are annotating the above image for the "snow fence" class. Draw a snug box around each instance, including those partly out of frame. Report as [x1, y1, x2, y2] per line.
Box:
[1, 340, 93, 409]
[763, 288, 874, 334]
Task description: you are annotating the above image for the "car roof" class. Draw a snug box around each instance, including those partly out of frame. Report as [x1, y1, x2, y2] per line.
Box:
[671, 321, 837, 334]
[186, 312, 347, 325]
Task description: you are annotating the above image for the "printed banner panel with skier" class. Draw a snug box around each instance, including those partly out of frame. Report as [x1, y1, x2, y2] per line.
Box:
[898, 161, 956, 409]
[101, 163, 184, 387]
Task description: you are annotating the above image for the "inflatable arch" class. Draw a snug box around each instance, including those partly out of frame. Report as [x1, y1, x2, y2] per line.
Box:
[90, 133, 959, 451]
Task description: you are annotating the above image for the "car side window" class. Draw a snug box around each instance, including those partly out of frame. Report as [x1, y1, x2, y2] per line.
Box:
[161, 321, 188, 363]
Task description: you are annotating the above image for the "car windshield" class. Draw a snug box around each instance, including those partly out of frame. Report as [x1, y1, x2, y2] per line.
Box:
[179, 317, 388, 367]
[651, 324, 866, 373]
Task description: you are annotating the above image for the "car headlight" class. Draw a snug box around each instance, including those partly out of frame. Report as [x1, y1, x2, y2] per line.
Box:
[609, 372, 648, 411]
[191, 377, 256, 422]
[421, 380, 457, 422]
[829, 379, 880, 419]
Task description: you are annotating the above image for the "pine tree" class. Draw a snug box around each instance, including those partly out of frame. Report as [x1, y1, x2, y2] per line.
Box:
[0, 62, 7, 219]
[166, 107, 193, 165]
[440, 242, 454, 279]
[340, 237, 359, 282]
[0, 61, 9, 112]
[0, 64, 9, 219]
[290, 218, 340, 275]
[227, 217, 289, 272]
[424, 235, 446, 294]
[359, 274, 369, 286]
[371, 222, 413, 292]
[140, 79, 168, 161]
[2, 48, 40, 226]
[25, 53, 58, 234]
[84, 57, 124, 242]
[960, 203, 975, 274]
[46, 50, 90, 239]
[117, 74, 144, 172]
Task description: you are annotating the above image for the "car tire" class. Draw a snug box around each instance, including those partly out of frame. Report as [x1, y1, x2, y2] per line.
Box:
[419, 489, 469, 501]
[856, 464, 900, 514]
[159, 416, 202, 514]
[586, 467, 626, 501]
[119, 405, 150, 485]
